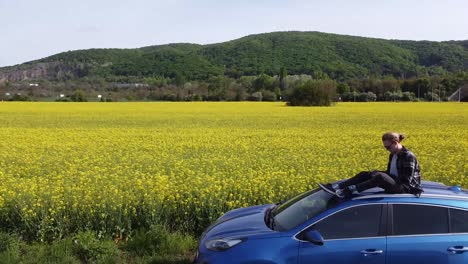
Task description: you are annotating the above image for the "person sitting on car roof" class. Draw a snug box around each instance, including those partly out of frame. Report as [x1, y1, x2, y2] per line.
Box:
[320, 132, 423, 199]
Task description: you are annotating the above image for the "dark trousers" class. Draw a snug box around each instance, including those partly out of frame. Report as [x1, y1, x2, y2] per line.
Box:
[339, 171, 404, 193]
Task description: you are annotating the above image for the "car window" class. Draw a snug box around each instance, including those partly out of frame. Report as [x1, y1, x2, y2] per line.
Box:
[450, 208, 468, 233]
[393, 204, 448, 235]
[312, 204, 383, 240]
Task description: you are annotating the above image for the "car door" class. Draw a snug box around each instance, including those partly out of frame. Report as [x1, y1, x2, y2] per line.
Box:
[387, 204, 468, 264]
[297, 204, 387, 264]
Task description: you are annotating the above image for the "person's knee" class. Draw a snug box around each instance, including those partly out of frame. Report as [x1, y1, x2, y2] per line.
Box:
[371, 172, 385, 180]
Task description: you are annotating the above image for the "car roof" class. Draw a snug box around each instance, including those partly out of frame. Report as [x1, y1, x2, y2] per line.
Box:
[352, 180, 468, 202]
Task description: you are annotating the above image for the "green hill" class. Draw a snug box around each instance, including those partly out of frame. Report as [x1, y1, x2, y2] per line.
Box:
[1, 31, 467, 82]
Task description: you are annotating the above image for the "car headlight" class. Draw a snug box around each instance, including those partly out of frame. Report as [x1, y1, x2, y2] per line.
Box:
[205, 238, 244, 251]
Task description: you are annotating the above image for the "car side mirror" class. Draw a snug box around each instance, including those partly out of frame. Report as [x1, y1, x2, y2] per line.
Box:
[302, 229, 324, 246]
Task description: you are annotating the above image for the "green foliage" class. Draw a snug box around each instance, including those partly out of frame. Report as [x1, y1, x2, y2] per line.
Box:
[358, 92, 377, 102]
[72, 231, 119, 263]
[123, 224, 196, 257]
[71, 89, 88, 102]
[261, 90, 277, 101]
[19, 239, 79, 264]
[248, 91, 263, 101]
[0, 231, 195, 263]
[0, 232, 21, 263]
[337, 83, 350, 94]
[341, 91, 359, 102]
[287, 80, 337, 106]
[8, 94, 31, 101]
[279, 66, 288, 90]
[2, 32, 466, 83]
[56, 98, 71, 102]
[394, 40, 467, 72]
[253, 74, 275, 91]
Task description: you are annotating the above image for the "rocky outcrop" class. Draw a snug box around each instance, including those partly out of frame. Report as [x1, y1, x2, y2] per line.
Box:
[0, 62, 76, 82]
[0, 63, 52, 81]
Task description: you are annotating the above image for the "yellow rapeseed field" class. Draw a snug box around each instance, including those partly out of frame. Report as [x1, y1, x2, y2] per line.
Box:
[0, 102, 466, 240]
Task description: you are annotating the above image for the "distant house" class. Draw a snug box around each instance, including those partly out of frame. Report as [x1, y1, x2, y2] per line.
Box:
[29, 83, 39, 87]
[448, 84, 468, 102]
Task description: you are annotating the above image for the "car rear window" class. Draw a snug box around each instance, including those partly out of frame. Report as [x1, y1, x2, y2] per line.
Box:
[450, 208, 468, 233]
[393, 204, 449, 235]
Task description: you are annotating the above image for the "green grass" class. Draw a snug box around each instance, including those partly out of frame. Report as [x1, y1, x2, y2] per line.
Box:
[0, 226, 196, 264]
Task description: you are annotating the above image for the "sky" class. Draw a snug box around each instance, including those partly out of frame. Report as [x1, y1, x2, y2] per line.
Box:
[1, 0, 467, 67]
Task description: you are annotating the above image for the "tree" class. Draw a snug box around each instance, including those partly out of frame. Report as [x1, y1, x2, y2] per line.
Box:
[358, 92, 377, 102]
[337, 83, 350, 94]
[279, 67, 288, 91]
[173, 72, 186, 87]
[415, 78, 431, 99]
[248, 91, 263, 101]
[401, 92, 416, 101]
[253, 74, 275, 91]
[261, 90, 277, 101]
[71, 89, 87, 102]
[233, 86, 247, 101]
[286, 80, 336, 106]
[312, 70, 329, 80]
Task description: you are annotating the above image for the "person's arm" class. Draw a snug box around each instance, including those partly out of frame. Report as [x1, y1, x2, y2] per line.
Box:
[398, 153, 417, 184]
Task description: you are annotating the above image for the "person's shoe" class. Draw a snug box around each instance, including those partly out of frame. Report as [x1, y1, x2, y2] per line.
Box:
[318, 183, 337, 196]
[336, 187, 353, 199]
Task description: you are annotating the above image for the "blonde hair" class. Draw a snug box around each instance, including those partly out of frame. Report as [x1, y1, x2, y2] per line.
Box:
[382, 132, 406, 142]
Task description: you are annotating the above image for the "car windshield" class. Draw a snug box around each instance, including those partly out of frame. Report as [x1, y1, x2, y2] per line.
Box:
[271, 188, 339, 231]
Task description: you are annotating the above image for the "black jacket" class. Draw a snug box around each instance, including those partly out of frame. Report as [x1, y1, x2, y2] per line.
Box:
[386, 146, 423, 195]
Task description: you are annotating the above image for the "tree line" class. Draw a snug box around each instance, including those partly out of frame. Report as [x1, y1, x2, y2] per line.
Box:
[1, 70, 467, 105]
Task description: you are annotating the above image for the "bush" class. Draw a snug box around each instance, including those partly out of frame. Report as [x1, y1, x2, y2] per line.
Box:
[55, 98, 71, 102]
[401, 92, 415, 101]
[192, 94, 202, 101]
[0, 232, 21, 263]
[72, 231, 119, 263]
[341, 91, 359, 102]
[70, 90, 88, 102]
[337, 83, 350, 94]
[357, 92, 377, 102]
[248, 92, 263, 101]
[20, 239, 78, 264]
[123, 225, 196, 257]
[261, 90, 277, 101]
[0, 232, 20, 253]
[286, 80, 336, 106]
[383, 91, 402, 101]
[125, 95, 136, 101]
[8, 94, 31, 101]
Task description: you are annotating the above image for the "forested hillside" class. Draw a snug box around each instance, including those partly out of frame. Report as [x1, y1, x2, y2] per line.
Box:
[1, 31, 466, 82]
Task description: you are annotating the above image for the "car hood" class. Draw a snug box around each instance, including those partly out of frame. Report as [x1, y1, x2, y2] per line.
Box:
[201, 204, 280, 241]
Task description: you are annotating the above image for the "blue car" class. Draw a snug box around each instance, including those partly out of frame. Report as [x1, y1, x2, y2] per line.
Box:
[194, 180, 468, 264]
